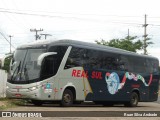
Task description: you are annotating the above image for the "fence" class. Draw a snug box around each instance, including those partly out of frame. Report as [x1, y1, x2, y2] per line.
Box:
[0, 70, 7, 98]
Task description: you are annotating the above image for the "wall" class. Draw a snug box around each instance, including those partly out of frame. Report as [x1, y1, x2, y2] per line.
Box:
[0, 70, 7, 98]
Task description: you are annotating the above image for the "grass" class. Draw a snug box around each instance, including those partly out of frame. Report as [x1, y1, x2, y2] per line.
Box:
[0, 99, 16, 110]
[0, 98, 27, 110]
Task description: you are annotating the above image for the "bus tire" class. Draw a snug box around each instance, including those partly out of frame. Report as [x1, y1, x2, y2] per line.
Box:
[61, 89, 73, 107]
[125, 92, 139, 107]
[32, 100, 43, 106]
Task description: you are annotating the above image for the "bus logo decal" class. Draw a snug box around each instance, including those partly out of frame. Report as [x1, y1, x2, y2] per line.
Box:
[43, 83, 53, 93]
[105, 72, 120, 95]
[46, 83, 51, 89]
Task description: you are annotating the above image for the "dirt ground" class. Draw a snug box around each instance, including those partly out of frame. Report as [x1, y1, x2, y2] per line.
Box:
[0, 101, 6, 106]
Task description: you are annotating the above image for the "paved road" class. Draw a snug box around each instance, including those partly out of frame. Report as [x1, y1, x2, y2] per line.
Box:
[1, 100, 160, 120]
[4, 102, 160, 111]
[4, 96, 160, 112]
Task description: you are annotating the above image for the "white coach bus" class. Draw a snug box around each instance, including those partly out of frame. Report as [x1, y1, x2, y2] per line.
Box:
[6, 40, 159, 107]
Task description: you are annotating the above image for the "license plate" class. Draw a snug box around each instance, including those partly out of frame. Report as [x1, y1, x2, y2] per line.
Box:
[15, 94, 22, 97]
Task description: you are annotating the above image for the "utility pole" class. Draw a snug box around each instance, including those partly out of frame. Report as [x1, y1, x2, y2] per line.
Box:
[143, 14, 148, 55]
[8, 35, 13, 53]
[127, 29, 130, 40]
[40, 34, 52, 39]
[30, 28, 43, 40]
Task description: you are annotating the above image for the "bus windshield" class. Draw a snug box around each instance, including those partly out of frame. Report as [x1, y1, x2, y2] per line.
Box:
[9, 48, 46, 84]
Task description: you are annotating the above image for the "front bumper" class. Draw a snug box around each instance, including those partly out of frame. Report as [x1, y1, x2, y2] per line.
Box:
[6, 87, 40, 100]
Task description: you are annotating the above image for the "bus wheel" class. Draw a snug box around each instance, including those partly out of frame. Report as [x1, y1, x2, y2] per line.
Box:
[125, 92, 139, 107]
[32, 100, 43, 106]
[61, 89, 73, 107]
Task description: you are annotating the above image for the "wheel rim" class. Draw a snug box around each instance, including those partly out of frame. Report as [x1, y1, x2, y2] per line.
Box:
[63, 94, 71, 104]
[131, 95, 137, 105]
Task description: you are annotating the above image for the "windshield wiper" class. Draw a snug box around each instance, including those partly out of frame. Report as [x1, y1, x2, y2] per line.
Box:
[24, 64, 29, 82]
[17, 61, 21, 73]
[11, 61, 21, 81]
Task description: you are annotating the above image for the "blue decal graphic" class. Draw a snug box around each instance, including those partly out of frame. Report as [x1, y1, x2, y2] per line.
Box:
[46, 83, 51, 89]
[105, 72, 153, 95]
[105, 72, 120, 95]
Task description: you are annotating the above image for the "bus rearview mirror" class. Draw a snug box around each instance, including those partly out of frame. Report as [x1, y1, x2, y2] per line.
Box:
[37, 52, 57, 66]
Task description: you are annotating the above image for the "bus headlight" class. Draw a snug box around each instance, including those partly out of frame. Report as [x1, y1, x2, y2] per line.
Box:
[6, 86, 9, 89]
[29, 86, 37, 91]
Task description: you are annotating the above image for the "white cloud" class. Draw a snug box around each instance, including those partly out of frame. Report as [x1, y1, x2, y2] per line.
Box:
[148, 47, 160, 61]
[0, 0, 160, 63]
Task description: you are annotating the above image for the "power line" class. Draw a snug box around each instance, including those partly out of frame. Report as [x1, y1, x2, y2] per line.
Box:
[0, 10, 68, 18]
[1, 9, 160, 27]
[1, 7, 160, 27]
[0, 10, 145, 23]
[0, 3, 28, 29]
[2, 7, 160, 20]
[0, 8, 160, 52]
[0, 7, 144, 18]
[0, 10, 144, 26]
[149, 24, 160, 27]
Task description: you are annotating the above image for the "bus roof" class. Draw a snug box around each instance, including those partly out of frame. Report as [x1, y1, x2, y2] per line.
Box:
[17, 39, 158, 60]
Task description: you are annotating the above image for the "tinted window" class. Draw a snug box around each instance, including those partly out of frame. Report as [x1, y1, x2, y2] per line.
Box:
[119, 55, 130, 71]
[135, 58, 145, 73]
[84, 49, 120, 71]
[127, 56, 148, 73]
[146, 59, 159, 73]
[83, 50, 100, 69]
[49, 46, 68, 70]
[65, 47, 121, 71]
[64, 47, 158, 74]
[65, 47, 85, 69]
[103, 53, 120, 70]
[41, 55, 56, 79]
[152, 60, 159, 73]
[48, 46, 68, 60]
[41, 46, 68, 80]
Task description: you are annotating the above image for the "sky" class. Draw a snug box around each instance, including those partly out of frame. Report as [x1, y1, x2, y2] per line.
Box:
[0, 0, 160, 62]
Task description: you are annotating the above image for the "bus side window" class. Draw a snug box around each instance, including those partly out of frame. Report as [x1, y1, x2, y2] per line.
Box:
[41, 55, 59, 80]
[64, 47, 85, 69]
[145, 59, 159, 73]
[84, 50, 121, 71]
[120, 55, 132, 72]
[84, 50, 99, 69]
[146, 59, 151, 73]
[153, 60, 159, 72]
[128, 57, 146, 73]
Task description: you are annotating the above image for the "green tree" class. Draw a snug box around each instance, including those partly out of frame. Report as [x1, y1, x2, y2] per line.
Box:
[95, 36, 143, 53]
[143, 38, 154, 55]
[1, 54, 13, 72]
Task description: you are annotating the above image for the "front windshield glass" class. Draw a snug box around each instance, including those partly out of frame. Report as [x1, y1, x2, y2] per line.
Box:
[9, 48, 46, 84]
